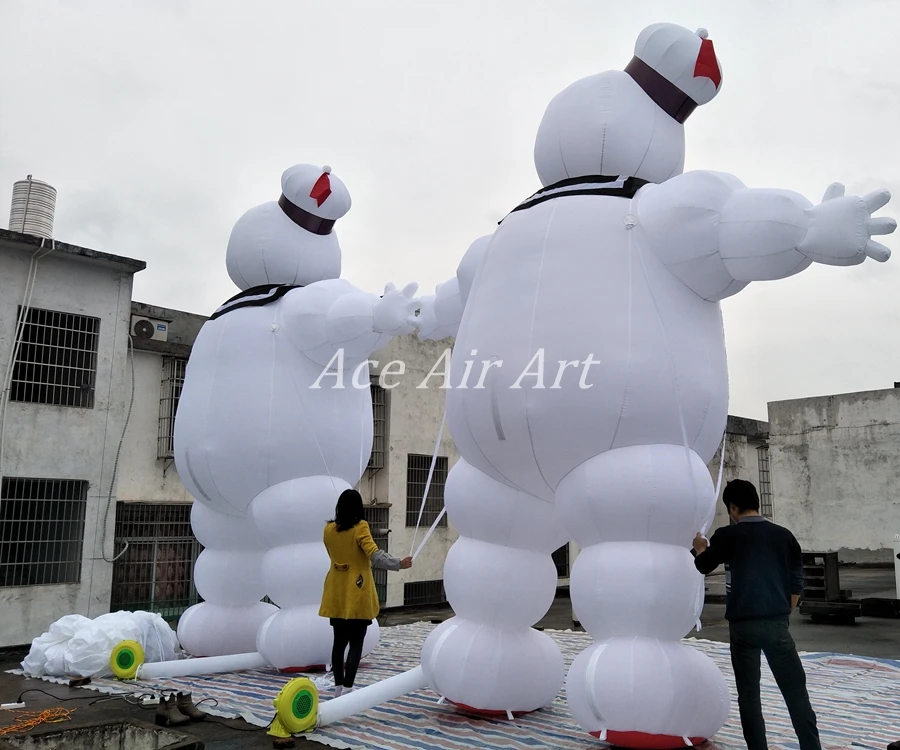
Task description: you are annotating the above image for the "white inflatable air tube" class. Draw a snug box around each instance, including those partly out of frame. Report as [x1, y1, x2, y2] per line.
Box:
[137, 651, 268, 679]
[317, 666, 427, 727]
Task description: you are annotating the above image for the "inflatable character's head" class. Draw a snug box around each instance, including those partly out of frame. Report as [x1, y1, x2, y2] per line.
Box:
[226, 164, 352, 289]
[534, 23, 723, 186]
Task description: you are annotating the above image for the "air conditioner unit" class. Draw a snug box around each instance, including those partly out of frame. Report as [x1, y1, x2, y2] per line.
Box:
[131, 314, 169, 342]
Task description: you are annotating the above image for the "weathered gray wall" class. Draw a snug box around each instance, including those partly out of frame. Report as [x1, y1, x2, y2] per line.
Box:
[769, 389, 900, 563]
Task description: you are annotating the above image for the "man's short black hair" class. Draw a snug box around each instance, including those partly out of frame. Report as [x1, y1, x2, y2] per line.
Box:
[723, 479, 760, 513]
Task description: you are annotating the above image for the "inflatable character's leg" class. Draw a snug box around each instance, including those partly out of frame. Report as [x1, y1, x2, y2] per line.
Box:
[249, 477, 379, 673]
[178, 500, 276, 657]
[555, 445, 730, 748]
[421, 459, 568, 714]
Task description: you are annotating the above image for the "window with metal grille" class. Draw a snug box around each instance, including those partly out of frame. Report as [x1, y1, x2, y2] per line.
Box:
[757, 445, 774, 518]
[363, 506, 389, 604]
[158, 358, 187, 459]
[406, 454, 448, 527]
[0, 478, 88, 587]
[10, 307, 100, 408]
[552, 544, 570, 578]
[110, 502, 201, 619]
[403, 579, 446, 606]
[368, 381, 386, 470]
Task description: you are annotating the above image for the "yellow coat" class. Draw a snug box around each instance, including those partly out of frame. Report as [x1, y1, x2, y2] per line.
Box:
[319, 520, 381, 621]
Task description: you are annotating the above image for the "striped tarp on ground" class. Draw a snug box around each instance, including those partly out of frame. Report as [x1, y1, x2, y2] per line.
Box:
[9, 622, 900, 750]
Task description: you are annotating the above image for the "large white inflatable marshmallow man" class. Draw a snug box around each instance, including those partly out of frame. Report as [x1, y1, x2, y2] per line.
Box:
[417, 22, 895, 747]
[173, 163, 420, 670]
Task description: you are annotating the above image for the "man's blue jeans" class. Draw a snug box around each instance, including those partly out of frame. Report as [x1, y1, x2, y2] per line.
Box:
[729, 616, 821, 750]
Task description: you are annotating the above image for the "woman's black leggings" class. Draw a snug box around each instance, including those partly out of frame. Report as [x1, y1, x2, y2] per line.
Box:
[331, 619, 369, 688]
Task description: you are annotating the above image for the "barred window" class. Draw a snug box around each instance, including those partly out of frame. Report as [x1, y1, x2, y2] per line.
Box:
[363, 506, 389, 604]
[0, 478, 88, 587]
[406, 454, 448, 527]
[757, 445, 774, 518]
[403, 579, 446, 606]
[110, 502, 200, 619]
[368, 381, 386, 470]
[158, 357, 187, 459]
[10, 307, 100, 408]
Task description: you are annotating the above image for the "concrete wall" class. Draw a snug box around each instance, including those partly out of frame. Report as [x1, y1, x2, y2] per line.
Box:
[363, 334, 461, 608]
[706, 416, 770, 534]
[115, 350, 193, 504]
[768, 389, 900, 563]
[0, 242, 139, 646]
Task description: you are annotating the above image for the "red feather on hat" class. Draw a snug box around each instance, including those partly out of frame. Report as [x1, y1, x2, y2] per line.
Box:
[310, 173, 332, 207]
[693, 38, 721, 89]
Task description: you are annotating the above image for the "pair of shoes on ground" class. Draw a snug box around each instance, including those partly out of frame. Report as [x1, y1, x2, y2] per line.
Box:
[155, 691, 208, 727]
[333, 685, 355, 698]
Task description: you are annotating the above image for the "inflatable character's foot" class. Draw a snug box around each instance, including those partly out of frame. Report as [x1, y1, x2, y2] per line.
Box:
[177, 601, 276, 657]
[566, 638, 729, 747]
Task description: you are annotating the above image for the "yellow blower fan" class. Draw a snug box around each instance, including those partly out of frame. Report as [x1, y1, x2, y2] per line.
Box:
[268, 677, 319, 747]
[110, 640, 144, 680]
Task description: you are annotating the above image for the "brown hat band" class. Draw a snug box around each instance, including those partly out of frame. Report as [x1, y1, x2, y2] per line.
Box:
[278, 193, 335, 235]
[624, 56, 698, 124]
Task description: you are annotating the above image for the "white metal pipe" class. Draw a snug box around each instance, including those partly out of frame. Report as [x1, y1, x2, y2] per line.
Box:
[317, 666, 427, 727]
[137, 651, 267, 679]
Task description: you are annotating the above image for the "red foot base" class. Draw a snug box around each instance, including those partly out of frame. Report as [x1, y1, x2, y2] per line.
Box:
[278, 663, 327, 674]
[277, 661, 369, 674]
[589, 731, 706, 749]
[445, 698, 533, 718]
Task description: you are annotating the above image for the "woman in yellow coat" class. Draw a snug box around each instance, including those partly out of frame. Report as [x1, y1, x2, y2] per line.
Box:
[320, 489, 412, 696]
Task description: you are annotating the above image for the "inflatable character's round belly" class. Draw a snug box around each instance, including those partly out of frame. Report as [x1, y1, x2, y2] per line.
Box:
[448, 195, 727, 499]
[174, 309, 373, 516]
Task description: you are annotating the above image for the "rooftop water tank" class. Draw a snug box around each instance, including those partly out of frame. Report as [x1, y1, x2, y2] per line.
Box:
[9, 175, 56, 239]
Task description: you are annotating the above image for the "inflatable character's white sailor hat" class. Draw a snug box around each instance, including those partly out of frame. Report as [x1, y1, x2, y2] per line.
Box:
[277, 164, 351, 236]
[625, 23, 723, 123]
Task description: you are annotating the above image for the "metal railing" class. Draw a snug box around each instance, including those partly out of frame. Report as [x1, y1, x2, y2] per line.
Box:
[10, 307, 99, 408]
[403, 579, 446, 606]
[757, 444, 774, 518]
[368, 381, 386, 470]
[158, 358, 187, 459]
[0, 477, 87, 587]
[363, 506, 389, 604]
[405, 454, 448, 527]
[110, 502, 200, 619]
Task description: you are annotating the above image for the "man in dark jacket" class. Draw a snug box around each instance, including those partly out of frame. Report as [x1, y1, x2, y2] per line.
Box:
[692, 479, 821, 750]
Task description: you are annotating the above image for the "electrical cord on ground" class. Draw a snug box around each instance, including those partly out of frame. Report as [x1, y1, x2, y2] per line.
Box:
[0, 707, 75, 736]
[14, 688, 153, 706]
[9, 687, 274, 734]
[100, 333, 135, 563]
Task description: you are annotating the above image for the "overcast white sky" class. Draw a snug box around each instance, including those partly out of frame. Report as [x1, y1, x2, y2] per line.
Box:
[1, 0, 899, 421]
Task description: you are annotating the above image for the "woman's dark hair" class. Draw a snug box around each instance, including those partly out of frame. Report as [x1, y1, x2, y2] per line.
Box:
[722, 479, 760, 514]
[331, 489, 365, 532]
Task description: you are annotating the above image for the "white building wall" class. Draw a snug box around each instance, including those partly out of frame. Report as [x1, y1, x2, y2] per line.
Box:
[706, 423, 769, 535]
[364, 334, 460, 609]
[768, 389, 900, 563]
[115, 349, 193, 504]
[0, 240, 139, 646]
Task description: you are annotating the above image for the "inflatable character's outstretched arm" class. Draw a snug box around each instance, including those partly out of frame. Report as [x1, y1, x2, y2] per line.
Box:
[639, 170, 896, 301]
[417, 235, 492, 340]
[281, 279, 420, 367]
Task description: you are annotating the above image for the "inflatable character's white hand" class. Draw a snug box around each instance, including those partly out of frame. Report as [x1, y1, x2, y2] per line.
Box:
[415, 294, 442, 340]
[798, 184, 895, 266]
[373, 282, 420, 336]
